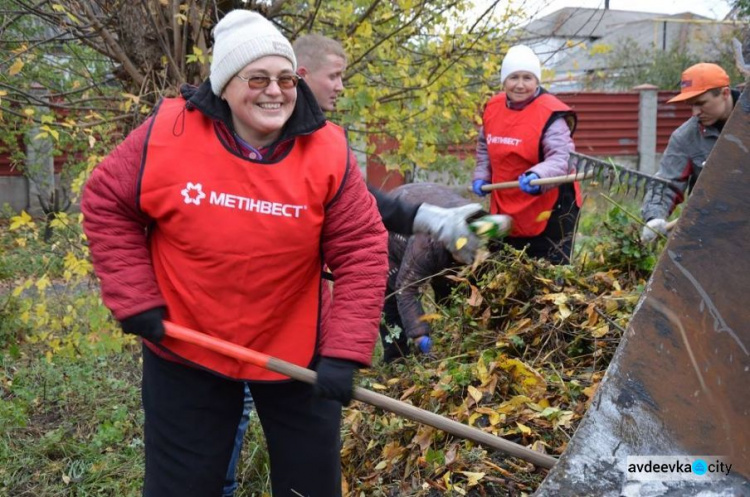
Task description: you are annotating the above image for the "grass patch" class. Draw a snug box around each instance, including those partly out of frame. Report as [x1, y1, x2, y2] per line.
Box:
[0, 345, 144, 496]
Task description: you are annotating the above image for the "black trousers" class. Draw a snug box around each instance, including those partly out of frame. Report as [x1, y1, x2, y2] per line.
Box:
[142, 345, 343, 497]
[379, 289, 410, 363]
[502, 183, 580, 264]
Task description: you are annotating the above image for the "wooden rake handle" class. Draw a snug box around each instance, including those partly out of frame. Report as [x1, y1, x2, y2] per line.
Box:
[163, 321, 557, 469]
[481, 171, 592, 192]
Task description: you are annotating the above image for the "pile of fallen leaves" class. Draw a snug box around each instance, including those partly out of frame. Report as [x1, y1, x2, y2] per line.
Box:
[341, 215, 656, 496]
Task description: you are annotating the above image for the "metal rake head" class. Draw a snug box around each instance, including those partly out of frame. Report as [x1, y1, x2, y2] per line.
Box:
[569, 152, 676, 201]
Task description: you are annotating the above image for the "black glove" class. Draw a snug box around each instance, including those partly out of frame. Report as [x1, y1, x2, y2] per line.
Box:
[314, 357, 358, 406]
[120, 307, 166, 343]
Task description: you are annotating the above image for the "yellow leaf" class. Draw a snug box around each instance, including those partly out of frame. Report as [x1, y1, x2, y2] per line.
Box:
[557, 303, 572, 320]
[554, 411, 575, 429]
[467, 385, 483, 404]
[50, 217, 66, 230]
[475, 356, 490, 384]
[535, 210, 551, 222]
[475, 407, 503, 426]
[371, 383, 388, 390]
[357, 21, 373, 37]
[418, 313, 442, 323]
[374, 460, 387, 470]
[9, 59, 24, 76]
[468, 411, 483, 426]
[399, 385, 416, 400]
[583, 384, 599, 399]
[455, 236, 467, 250]
[442, 471, 453, 490]
[460, 471, 485, 486]
[9, 210, 34, 230]
[516, 422, 532, 434]
[496, 358, 547, 399]
[591, 323, 609, 338]
[23, 107, 35, 116]
[531, 440, 548, 453]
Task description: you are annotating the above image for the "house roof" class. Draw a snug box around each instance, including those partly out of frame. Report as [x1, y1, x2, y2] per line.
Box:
[519, 7, 664, 41]
[551, 12, 726, 74]
[506, 7, 730, 90]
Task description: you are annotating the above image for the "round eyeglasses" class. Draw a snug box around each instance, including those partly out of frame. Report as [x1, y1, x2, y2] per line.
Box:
[235, 74, 300, 90]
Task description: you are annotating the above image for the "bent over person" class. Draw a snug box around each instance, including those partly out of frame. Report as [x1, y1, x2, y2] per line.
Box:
[81, 10, 388, 497]
[379, 183, 502, 363]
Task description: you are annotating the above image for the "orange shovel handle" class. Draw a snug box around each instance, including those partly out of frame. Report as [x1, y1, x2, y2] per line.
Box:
[162, 320, 557, 469]
[163, 321, 316, 383]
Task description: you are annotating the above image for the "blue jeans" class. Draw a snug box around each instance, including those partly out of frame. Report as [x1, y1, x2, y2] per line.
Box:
[223, 383, 255, 497]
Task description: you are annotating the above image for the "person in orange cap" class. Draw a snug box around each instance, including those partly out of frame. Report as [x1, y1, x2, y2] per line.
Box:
[641, 63, 738, 242]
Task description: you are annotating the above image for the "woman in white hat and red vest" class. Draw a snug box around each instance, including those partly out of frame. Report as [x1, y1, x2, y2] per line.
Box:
[82, 10, 388, 496]
[472, 44, 582, 263]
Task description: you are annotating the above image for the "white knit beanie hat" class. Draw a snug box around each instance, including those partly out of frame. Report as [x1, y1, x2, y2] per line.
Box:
[210, 10, 297, 96]
[500, 45, 541, 84]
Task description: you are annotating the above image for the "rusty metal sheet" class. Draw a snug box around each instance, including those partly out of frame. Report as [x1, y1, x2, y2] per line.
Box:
[559, 92, 640, 156]
[537, 87, 750, 495]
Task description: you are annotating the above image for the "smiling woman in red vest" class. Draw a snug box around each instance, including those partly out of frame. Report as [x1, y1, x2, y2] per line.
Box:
[472, 45, 582, 264]
[81, 10, 387, 497]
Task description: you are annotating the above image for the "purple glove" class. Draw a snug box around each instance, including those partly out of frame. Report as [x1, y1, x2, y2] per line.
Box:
[472, 179, 490, 196]
[518, 172, 541, 195]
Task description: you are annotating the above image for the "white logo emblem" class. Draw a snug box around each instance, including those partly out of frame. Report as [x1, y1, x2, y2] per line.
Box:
[179, 181, 307, 218]
[181, 182, 206, 205]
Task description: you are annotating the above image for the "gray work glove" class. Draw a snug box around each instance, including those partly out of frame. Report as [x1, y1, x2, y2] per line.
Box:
[413, 203, 483, 264]
[641, 218, 668, 243]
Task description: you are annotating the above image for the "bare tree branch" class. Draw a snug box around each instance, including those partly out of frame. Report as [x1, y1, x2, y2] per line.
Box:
[78, 0, 145, 86]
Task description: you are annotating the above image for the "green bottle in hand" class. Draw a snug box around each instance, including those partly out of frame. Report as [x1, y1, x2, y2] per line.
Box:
[468, 214, 512, 239]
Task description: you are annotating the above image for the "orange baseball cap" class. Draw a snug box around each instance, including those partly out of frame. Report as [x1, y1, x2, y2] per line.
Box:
[667, 63, 730, 103]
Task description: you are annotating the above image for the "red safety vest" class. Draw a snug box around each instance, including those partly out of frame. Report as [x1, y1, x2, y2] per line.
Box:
[138, 98, 347, 381]
[482, 93, 581, 237]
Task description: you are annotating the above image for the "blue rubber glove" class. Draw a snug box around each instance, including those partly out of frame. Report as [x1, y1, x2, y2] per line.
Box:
[472, 179, 490, 197]
[416, 336, 433, 354]
[518, 172, 541, 195]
